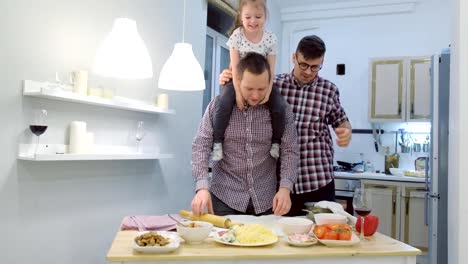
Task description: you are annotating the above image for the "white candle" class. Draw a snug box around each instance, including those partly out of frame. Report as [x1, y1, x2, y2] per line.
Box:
[69, 121, 87, 154]
[157, 94, 169, 109]
[73, 70, 88, 95]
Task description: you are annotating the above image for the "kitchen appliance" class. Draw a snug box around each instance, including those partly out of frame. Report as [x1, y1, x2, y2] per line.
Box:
[334, 178, 360, 215]
[426, 49, 449, 264]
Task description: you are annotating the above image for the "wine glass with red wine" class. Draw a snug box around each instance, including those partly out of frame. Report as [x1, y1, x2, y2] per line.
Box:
[353, 188, 372, 241]
[30, 109, 48, 157]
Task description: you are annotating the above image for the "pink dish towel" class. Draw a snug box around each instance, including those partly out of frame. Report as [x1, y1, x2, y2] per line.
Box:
[121, 214, 183, 231]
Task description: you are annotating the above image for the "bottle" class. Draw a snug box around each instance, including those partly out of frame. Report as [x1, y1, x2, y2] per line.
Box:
[365, 161, 375, 173]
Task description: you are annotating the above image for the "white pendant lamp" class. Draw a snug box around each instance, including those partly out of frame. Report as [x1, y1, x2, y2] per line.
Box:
[158, 0, 205, 91]
[92, 18, 153, 79]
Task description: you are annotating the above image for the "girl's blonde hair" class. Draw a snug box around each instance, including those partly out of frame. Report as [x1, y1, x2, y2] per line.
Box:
[228, 0, 268, 36]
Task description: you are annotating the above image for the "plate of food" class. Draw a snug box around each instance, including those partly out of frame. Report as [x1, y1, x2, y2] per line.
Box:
[132, 231, 180, 253]
[285, 233, 318, 247]
[313, 224, 360, 247]
[316, 232, 360, 247]
[213, 224, 278, 247]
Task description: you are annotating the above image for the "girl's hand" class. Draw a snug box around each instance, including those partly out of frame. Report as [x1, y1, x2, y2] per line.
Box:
[235, 93, 246, 109]
[260, 82, 273, 105]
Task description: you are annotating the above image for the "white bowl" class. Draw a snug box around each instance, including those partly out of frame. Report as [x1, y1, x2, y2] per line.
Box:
[176, 220, 213, 244]
[389, 168, 405, 176]
[278, 217, 314, 235]
[314, 213, 347, 225]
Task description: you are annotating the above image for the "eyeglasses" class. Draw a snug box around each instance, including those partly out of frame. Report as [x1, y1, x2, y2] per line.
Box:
[297, 61, 322, 72]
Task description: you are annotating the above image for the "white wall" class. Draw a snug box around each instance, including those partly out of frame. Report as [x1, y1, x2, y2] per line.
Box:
[0, 0, 207, 263]
[266, 0, 283, 73]
[280, 0, 450, 171]
[448, 0, 468, 263]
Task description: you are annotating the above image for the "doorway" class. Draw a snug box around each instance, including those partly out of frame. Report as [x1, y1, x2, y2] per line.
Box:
[202, 27, 230, 114]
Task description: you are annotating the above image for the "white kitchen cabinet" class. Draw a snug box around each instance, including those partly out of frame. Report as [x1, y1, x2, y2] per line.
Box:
[362, 180, 401, 240]
[361, 180, 428, 251]
[400, 183, 429, 251]
[368, 56, 431, 122]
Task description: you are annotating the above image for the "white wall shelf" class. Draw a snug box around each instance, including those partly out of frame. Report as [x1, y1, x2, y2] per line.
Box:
[23, 80, 175, 115]
[17, 144, 173, 161]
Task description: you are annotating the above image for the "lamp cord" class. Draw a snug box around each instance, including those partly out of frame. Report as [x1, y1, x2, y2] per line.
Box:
[182, 0, 186, 42]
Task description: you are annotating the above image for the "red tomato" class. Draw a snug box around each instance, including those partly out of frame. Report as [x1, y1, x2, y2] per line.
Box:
[313, 225, 327, 239]
[356, 215, 379, 236]
[323, 230, 339, 240]
[338, 230, 352, 240]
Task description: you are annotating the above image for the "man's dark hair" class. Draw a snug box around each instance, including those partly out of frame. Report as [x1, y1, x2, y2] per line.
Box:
[237, 52, 271, 81]
[296, 35, 326, 60]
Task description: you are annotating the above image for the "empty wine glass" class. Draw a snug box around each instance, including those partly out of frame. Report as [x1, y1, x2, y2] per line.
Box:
[30, 109, 48, 158]
[135, 121, 146, 153]
[353, 188, 373, 241]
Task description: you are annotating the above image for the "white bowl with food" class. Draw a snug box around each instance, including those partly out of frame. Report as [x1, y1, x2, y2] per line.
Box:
[132, 231, 180, 253]
[176, 220, 213, 244]
[277, 217, 314, 236]
[314, 213, 347, 225]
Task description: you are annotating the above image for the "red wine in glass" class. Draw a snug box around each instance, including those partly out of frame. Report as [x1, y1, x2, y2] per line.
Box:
[30, 125, 48, 136]
[355, 207, 372, 217]
[353, 188, 373, 241]
[30, 109, 48, 158]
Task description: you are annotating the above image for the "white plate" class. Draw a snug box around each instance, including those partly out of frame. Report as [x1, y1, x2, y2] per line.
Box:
[213, 236, 278, 247]
[132, 231, 180, 253]
[316, 232, 360, 247]
[285, 236, 318, 247]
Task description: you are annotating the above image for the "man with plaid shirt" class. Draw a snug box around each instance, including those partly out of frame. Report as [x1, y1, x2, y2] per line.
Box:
[191, 53, 299, 217]
[219, 35, 352, 216]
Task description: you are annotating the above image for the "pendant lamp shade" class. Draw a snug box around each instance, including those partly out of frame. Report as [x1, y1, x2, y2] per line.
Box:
[92, 18, 153, 79]
[158, 43, 205, 91]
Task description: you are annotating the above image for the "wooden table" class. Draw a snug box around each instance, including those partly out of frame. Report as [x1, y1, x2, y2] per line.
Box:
[107, 230, 421, 264]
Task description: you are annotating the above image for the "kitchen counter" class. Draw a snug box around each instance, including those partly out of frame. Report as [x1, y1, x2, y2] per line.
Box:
[107, 230, 421, 264]
[334, 171, 425, 183]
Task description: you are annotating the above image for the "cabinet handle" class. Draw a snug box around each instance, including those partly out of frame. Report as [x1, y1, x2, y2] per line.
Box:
[424, 192, 429, 226]
[398, 103, 402, 115]
[371, 185, 388, 189]
[405, 198, 409, 216]
[392, 199, 396, 215]
[411, 103, 414, 115]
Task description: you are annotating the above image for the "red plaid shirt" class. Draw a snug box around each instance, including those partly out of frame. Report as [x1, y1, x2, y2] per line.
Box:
[275, 72, 349, 194]
[192, 97, 299, 214]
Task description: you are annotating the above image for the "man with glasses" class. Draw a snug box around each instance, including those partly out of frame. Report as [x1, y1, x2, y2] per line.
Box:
[219, 35, 352, 216]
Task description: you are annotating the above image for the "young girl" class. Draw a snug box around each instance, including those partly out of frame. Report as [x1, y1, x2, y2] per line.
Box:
[212, 0, 286, 161]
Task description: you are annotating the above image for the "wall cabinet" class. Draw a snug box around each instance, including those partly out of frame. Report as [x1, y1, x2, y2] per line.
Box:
[368, 56, 432, 122]
[362, 180, 428, 251]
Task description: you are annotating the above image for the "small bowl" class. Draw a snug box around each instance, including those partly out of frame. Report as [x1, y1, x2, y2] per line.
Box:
[303, 202, 333, 221]
[278, 217, 314, 235]
[389, 168, 405, 176]
[176, 220, 213, 244]
[314, 213, 347, 225]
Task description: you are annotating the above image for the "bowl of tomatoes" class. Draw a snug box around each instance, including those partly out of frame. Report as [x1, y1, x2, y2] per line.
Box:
[312, 224, 360, 246]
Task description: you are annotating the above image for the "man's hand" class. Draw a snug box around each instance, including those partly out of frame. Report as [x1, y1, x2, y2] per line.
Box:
[191, 189, 214, 216]
[335, 125, 352, 147]
[219, 69, 233, 86]
[272, 187, 291, 216]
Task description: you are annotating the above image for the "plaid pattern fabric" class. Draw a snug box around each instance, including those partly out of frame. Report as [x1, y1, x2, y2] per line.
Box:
[274, 72, 349, 194]
[192, 97, 299, 215]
